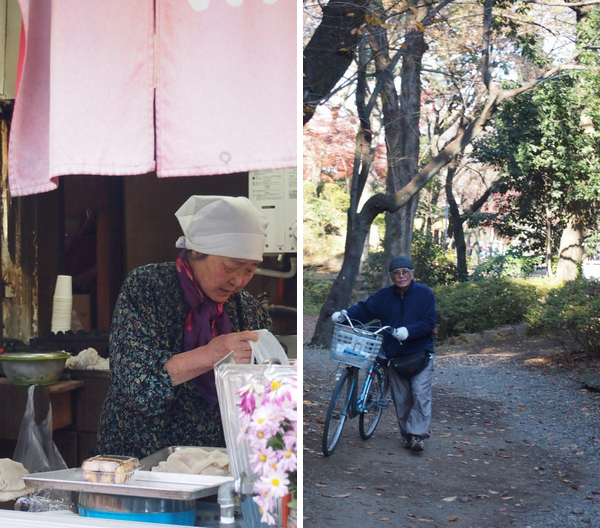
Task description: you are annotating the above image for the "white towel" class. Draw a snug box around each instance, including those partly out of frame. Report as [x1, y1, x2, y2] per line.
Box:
[0, 458, 32, 502]
[65, 348, 109, 370]
[151, 448, 230, 476]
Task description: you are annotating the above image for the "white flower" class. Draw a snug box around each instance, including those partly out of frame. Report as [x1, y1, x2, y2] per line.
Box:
[259, 467, 290, 499]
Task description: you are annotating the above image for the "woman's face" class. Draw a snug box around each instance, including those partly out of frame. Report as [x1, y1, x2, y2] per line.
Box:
[190, 253, 259, 303]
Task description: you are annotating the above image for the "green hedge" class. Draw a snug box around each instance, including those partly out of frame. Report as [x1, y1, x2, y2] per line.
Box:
[434, 278, 543, 339]
[524, 278, 600, 354]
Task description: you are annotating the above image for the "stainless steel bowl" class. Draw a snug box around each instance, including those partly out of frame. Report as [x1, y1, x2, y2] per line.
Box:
[0, 351, 71, 385]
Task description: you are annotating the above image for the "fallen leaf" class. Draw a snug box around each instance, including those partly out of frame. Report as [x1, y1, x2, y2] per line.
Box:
[378, 518, 390, 522]
[442, 496, 457, 502]
[322, 493, 350, 499]
[449, 517, 459, 522]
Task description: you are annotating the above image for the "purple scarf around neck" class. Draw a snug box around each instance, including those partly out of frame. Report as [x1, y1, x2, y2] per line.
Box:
[176, 250, 232, 405]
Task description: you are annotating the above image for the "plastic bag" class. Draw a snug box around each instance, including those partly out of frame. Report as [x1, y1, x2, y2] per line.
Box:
[15, 489, 74, 512]
[12, 386, 74, 511]
[250, 330, 289, 365]
[13, 385, 67, 474]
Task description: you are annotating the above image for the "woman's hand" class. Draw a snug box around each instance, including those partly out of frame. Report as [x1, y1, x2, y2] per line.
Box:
[165, 331, 258, 386]
[206, 330, 258, 364]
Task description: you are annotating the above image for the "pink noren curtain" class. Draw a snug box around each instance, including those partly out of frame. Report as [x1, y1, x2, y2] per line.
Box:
[9, 0, 297, 197]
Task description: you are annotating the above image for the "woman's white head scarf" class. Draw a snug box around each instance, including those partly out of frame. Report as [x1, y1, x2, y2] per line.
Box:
[175, 195, 268, 262]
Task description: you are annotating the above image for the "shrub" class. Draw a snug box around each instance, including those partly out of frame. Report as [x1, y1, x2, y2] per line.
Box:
[471, 252, 537, 280]
[360, 250, 385, 292]
[524, 278, 600, 354]
[434, 278, 541, 339]
[412, 231, 459, 286]
[303, 269, 334, 315]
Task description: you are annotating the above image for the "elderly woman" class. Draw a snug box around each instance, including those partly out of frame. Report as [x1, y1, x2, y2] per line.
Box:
[96, 195, 272, 459]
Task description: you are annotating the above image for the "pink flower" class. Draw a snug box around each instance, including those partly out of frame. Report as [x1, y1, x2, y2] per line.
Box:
[249, 444, 278, 477]
[237, 385, 256, 415]
[238, 369, 297, 526]
[276, 447, 297, 474]
[283, 429, 296, 451]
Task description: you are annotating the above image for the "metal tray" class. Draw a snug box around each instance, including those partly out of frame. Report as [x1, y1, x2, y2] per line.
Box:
[139, 445, 228, 472]
[22, 468, 233, 500]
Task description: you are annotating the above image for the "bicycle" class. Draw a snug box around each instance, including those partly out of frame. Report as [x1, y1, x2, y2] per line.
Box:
[322, 314, 394, 456]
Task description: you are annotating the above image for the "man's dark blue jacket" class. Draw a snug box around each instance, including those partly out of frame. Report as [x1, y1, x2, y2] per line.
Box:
[345, 281, 436, 358]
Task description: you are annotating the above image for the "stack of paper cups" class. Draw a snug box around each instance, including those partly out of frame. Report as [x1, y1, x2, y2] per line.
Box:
[51, 275, 73, 333]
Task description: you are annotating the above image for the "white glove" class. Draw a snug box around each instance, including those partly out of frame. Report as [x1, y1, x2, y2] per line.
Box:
[331, 310, 347, 323]
[393, 327, 409, 341]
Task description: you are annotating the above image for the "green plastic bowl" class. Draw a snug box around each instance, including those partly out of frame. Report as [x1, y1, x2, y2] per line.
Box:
[0, 352, 71, 386]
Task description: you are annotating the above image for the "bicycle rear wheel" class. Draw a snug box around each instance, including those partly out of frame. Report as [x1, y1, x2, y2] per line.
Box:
[359, 363, 388, 440]
[322, 368, 353, 456]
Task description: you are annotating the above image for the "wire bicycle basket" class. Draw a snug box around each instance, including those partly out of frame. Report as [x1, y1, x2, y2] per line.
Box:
[330, 322, 384, 369]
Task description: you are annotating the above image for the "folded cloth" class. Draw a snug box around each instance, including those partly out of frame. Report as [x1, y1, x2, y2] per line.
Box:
[0, 458, 33, 502]
[65, 348, 109, 370]
[151, 448, 230, 476]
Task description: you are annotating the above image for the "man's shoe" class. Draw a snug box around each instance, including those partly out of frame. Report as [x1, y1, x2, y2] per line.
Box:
[401, 434, 413, 449]
[409, 435, 425, 452]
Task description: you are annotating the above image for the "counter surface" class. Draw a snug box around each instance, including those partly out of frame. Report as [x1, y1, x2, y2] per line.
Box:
[0, 509, 192, 528]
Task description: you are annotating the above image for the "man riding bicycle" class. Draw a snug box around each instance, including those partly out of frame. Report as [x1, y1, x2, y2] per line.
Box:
[332, 255, 436, 452]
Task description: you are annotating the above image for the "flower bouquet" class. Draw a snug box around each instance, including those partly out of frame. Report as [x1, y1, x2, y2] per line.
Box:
[237, 365, 297, 527]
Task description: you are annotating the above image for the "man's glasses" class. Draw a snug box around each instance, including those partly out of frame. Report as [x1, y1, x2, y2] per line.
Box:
[391, 268, 413, 278]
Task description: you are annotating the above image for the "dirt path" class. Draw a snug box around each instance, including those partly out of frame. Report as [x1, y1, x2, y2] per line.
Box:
[302, 328, 600, 528]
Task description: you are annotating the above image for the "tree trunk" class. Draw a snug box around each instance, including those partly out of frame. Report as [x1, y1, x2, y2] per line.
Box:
[303, 0, 370, 124]
[556, 216, 585, 280]
[309, 193, 396, 347]
[309, 214, 372, 347]
[309, 43, 378, 347]
[545, 207, 553, 277]
[445, 161, 468, 278]
[380, 3, 429, 280]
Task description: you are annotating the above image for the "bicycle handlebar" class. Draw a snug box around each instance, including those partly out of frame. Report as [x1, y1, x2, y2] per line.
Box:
[337, 312, 394, 336]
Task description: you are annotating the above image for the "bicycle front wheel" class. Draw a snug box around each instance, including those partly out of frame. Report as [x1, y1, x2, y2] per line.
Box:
[359, 363, 388, 440]
[322, 368, 353, 456]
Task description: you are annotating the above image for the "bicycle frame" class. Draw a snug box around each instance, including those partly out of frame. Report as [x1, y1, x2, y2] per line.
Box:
[340, 362, 382, 420]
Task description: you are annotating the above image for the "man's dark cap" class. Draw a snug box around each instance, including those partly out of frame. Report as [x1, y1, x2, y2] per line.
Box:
[389, 255, 414, 272]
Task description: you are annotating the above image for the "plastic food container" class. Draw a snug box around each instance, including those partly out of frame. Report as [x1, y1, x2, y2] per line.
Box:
[81, 455, 139, 484]
[78, 492, 196, 526]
